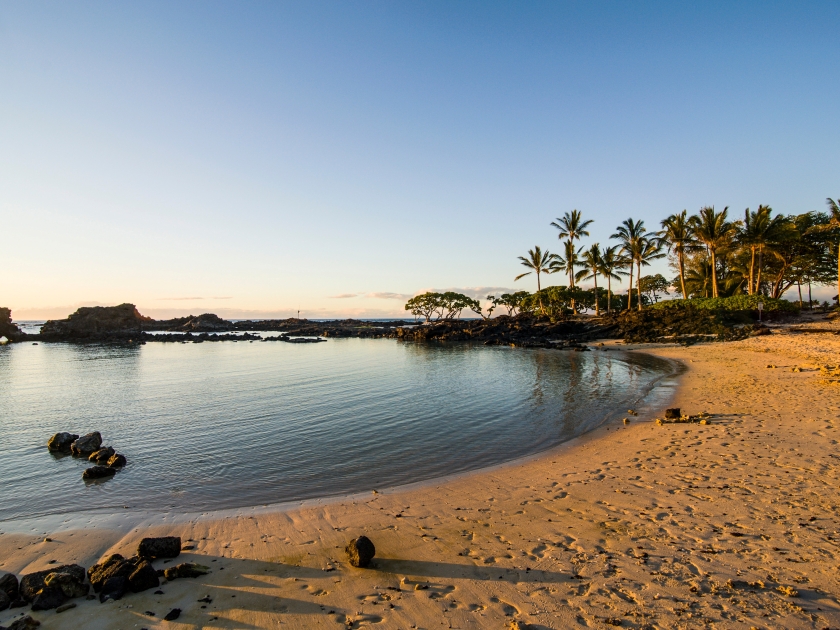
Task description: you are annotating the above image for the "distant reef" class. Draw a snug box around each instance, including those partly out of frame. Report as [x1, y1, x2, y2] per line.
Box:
[0, 302, 777, 346]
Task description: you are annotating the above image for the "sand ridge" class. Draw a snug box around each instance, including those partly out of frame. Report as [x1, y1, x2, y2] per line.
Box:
[1, 331, 839, 629]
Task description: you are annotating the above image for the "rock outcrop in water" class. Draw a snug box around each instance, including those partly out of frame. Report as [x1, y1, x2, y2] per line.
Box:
[0, 308, 22, 341]
[70, 432, 102, 456]
[47, 432, 79, 453]
[40, 303, 150, 341]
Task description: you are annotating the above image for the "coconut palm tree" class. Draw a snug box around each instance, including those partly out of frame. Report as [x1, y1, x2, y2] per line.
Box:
[575, 243, 604, 315]
[597, 245, 629, 313]
[611, 218, 647, 310]
[739, 205, 789, 295]
[690, 206, 738, 298]
[806, 198, 840, 305]
[659, 210, 696, 299]
[515, 246, 555, 313]
[551, 210, 593, 288]
[634, 237, 666, 310]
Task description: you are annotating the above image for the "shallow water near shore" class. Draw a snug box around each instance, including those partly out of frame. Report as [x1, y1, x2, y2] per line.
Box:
[0, 339, 676, 526]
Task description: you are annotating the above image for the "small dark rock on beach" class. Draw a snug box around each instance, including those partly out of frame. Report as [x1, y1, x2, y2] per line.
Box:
[138, 537, 181, 560]
[345, 536, 376, 568]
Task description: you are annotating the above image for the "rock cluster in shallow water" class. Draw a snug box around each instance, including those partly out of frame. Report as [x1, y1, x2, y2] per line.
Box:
[46, 431, 127, 480]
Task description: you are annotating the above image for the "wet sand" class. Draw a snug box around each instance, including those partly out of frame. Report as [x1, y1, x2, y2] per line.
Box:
[2, 331, 839, 629]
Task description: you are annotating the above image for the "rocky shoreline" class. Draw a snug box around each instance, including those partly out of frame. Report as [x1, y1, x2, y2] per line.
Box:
[0, 303, 797, 347]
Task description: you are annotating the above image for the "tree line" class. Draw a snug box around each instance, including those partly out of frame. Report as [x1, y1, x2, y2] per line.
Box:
[405, 200, 839, 321]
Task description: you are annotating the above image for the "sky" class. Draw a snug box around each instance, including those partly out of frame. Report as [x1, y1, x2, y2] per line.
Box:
[2, 1, 839, 320]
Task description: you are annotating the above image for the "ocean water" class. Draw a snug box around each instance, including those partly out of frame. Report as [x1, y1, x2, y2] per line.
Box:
[0, 339, 676, 524]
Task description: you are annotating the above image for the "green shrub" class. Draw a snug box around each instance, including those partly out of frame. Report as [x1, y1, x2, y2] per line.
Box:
[650, 295, 799, 313]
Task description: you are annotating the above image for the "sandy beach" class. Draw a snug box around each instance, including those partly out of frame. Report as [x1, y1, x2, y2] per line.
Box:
[2, 330, 840, 630]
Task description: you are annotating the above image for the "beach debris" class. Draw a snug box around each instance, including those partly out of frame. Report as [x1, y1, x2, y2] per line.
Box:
[163, 563, 210, 580]
[107, 453, 127, 468]
[138, 537, 182, 560]
[345, 536, 376, 568]
[656, 411, 710, 425]
[88, 447, 115, 464]
[163, 608, 182, 621]
[47, 433, 79, 453]
[83, 465, 116, 480]
[777, 585, 799, 597]
[0, 573, 19, 600]
[627, 410, 638, 416]
[664, 408, 681, 419]
[766, 364, 777, 368]
[70, 432, 102, 456]
[55, 602, 76, 613]
[622, 418, 630, 424]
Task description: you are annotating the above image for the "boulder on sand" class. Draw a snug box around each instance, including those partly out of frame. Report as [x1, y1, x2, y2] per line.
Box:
[87, 554, 159, 595]
[5, 615, 41, 630]
[0, 589, 10, 612]
[0, 572, 19, 600]
[19, 565, 85, 603]
[664, 408, 681, 419]
[71, 432, 102, 456]
[345, 536, 376, 568]
[47, 433, 79, 453]
[44, 571, 88, 599]
[99, 575, 128, 602]
[88, 447, 115, 464]
[138, 537, 181, 560]
[82, 466, 116, 480]
[163, 563, 210, 580]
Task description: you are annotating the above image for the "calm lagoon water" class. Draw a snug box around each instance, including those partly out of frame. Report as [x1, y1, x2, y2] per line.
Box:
[0, 339, 676, 523]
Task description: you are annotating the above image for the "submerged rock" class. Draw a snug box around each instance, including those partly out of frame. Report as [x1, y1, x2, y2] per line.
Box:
[71, 432, 102, 456]
[88, 447, 115, 464]
[82, 465, 116, 480]
[138, 537, 181, 560]
[345, 536, 376, 568]
[47, 433, 79, 453]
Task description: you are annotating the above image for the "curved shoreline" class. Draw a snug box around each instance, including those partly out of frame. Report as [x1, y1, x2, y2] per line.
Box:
[0, 346, 683, 534]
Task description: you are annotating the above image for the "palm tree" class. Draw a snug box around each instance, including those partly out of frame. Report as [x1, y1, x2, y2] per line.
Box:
[739, 205, 789, 295]
[690, 206, 737, 298]
[597, 245, 629, 313]
[659, 210, 695, 299]
[551, 210, 593, 288]
[806, 198, 840, 305]
[515, 246, 555, 313]
[575, 243, 603, 315]
[634, 237, 666, 310]
[611, 218, 647, 310]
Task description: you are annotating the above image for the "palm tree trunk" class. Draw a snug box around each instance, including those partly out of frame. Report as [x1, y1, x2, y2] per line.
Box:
[756, 247, 763, 295]
[837, 241, 840, 309]
[536, 271, 543, 314]
[710, 249, 719, 298]
[808, 281, 812, 310]
[749, 246, 756, 295]
[594, 272, 599, 316]
[678, 250, 687, 299]
[627, 265, 634, 311]
[637, 259, 642, 311]
[797, 280, 803, 308]
[607, 276, 612, 313]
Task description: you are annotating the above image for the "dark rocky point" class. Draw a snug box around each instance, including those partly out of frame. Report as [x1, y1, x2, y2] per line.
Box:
[138, 537, 181, 560]
[83, 465, 116, 480]
[40, 303, 149, 341]
[345, 536, 376, 568]
[47, 433, 79, 453]
[71, 432, 102, 456]
[0, 308, 23, 342]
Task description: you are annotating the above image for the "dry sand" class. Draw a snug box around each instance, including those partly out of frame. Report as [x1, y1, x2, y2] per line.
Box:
[2, 331, 840, 629]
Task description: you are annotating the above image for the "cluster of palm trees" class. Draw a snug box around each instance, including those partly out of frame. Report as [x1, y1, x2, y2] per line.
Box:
[515, 199, 840, 313]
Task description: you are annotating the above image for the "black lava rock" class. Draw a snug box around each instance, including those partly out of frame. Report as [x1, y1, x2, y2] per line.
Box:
[128, 561, 159, 593]
[0, 572, 18, 599]
[163, 608, 181, 621]
[19, 565, 85, 602]
[30, 586, 65, 611]
[47, 433, 79, 453]
[71, 432, 102, 456]
[108, 453, 127, 468]
[99, 575, 128, 602]
[138, 537, 181, 560]
[345, 536, 376, 568]
[83, 465, 116, 480]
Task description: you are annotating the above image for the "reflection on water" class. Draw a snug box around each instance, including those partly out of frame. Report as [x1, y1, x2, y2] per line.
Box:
[0, 339, 675, 523]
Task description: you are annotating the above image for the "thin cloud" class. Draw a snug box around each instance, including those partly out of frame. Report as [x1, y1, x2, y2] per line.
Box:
[158, 296, 232, 301]
[365, 292, 414, 300]
[329, 293, 360, 299]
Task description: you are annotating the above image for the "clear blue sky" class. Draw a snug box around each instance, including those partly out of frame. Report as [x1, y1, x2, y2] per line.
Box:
[2, 1, 838, 319]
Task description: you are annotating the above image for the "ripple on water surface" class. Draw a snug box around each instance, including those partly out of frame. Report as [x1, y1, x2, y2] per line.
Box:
[0, 339, 675, 522]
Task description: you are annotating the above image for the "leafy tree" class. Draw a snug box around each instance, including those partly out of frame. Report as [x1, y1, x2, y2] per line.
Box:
[805, 198, 840, 305]
[639, 274, 670, 303]
[404, 292, 483, 321]
[486, 292, 530, 317]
